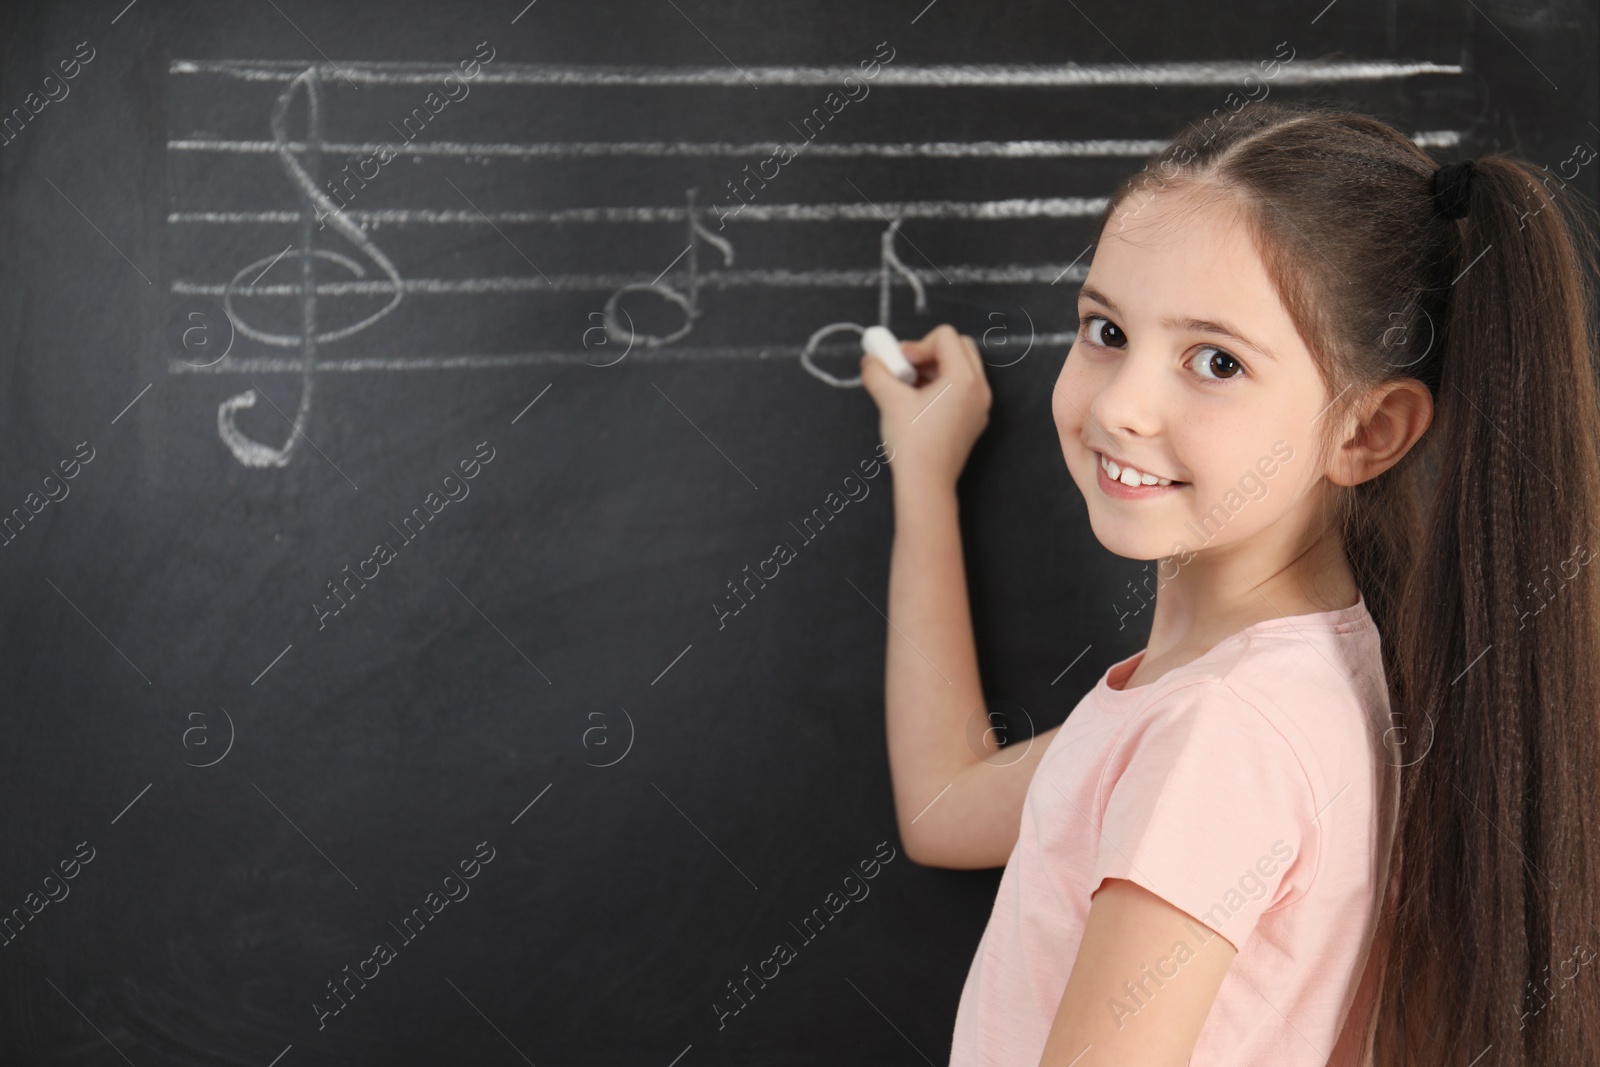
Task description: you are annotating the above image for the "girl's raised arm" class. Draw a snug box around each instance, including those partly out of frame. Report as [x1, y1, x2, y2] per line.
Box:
[861, 324, 1061, 868]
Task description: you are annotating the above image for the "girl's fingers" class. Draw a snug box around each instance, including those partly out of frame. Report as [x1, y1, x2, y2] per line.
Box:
[919, 326, 964, 375]
[888, 325, 986, 385]
[958, 333, 983, 376]
[906, 330, 941, 367]
[949, 329, 981, 382]
[901, 341, 936, 372]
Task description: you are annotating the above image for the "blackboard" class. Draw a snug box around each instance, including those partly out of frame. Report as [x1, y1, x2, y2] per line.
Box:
[1, 1, 1592, 1063]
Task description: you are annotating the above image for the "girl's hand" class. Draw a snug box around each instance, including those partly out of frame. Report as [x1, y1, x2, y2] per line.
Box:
[859, 324, 992, 489]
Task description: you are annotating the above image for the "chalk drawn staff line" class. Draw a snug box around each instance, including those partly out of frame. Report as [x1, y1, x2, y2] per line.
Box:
[1063, 0, 1159, 91]
[846, 177, 950, 287]
[161, 122, 1458, 228]
[444, 175, 552, 284]
[598, 187, 733, 348]
[168, 57, 1465, 87]
[168, 137, 1199, 158]
[261, 0, 358, 89]
[165, 131, 1464, 159]
[664, 0, 758, 91]
[168, 196, 1112, 227]
[166, 335, 1081, 375]
[174, 261, 1092, 298]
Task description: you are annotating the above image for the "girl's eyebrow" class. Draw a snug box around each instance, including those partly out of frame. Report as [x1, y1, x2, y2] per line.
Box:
[1078, 283, 1280, 364]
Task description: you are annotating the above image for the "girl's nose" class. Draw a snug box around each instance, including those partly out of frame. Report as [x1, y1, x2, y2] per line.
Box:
[1088, 350, 1165, 440]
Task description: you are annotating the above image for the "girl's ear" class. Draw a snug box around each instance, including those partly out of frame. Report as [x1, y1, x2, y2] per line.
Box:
[1326, 379, 1434, 488]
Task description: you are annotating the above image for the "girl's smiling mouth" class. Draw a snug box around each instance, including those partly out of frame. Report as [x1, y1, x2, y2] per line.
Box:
[1093, 449, 1189, 498]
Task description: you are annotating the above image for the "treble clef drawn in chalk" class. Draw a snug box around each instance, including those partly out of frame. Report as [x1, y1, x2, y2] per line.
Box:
[799, 218, 928, 388]
[216, 64, 404, 467]
[598, 188, 734, 353]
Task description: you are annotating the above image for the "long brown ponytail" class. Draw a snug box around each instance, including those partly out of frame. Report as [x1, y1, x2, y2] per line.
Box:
[1099, 103, 1600, 1064]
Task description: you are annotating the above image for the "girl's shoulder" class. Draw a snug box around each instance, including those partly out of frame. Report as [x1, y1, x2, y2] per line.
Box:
[1087, 603, 1391, 824]
[1093, 597, 1384, 720]
[1207, 603, 1390, 739]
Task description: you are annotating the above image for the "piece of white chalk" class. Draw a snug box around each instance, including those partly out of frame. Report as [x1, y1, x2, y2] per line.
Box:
[861, 325, 918, 384]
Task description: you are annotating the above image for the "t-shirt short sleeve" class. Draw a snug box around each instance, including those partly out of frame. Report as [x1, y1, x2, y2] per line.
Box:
[1090, 681, 1318, 953]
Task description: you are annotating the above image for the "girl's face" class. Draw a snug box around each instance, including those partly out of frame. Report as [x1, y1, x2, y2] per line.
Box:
[1052, 184, 1335, 565]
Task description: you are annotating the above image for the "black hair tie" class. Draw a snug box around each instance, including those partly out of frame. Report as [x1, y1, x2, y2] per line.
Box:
[1432, 159, 1476, 221]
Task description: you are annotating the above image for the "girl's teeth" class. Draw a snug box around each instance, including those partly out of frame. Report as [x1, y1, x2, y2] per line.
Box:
[1100, 452, 1174, 487]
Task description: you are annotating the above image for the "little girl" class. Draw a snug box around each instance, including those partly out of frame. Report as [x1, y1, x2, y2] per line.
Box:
[861, 101, 1600, 1067]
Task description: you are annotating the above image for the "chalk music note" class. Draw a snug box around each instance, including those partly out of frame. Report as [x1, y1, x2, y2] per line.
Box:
[598, 188, 734, 353]
[216, 64, 404, 468]
[799, 219, 927, 388]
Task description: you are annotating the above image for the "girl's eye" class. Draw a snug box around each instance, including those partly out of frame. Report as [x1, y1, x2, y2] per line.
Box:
[1189, 346, 1245, 383]
[1079, 314, 1126, 349]
[1077, 314, 1248, 385]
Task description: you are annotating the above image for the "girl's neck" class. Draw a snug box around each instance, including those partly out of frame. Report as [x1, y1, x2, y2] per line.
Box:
[1138, 519, 1361, 679]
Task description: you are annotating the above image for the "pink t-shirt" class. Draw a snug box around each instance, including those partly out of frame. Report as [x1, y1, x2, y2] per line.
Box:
[948, 595, 1399, 1066]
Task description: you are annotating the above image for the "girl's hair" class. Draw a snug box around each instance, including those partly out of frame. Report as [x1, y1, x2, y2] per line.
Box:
[1095, 101, 1600, 1065]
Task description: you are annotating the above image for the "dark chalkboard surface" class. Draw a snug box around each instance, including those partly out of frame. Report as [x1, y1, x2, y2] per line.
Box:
[1, 1, 1592, 1063]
